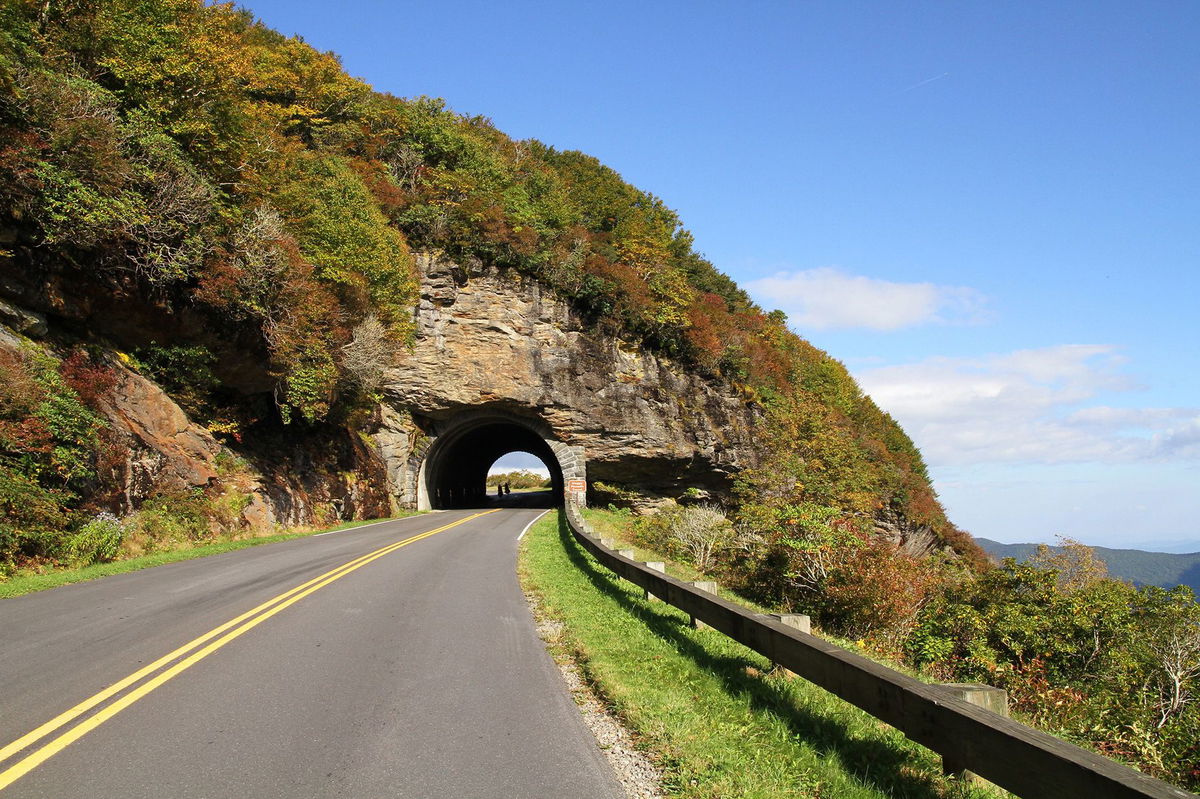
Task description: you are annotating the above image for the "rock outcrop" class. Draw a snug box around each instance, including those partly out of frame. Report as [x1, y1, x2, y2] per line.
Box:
[873, 506, 944, 558]
[96, 355, 224, 510]
[376, 255, 762, 509]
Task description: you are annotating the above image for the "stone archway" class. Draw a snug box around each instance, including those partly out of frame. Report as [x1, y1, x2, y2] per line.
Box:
[406, 409, 585, 510]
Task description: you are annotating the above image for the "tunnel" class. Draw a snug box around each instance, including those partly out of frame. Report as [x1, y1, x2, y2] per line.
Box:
[417, 417, 566, 509]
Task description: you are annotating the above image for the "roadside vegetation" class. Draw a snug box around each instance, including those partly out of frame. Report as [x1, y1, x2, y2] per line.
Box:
[521, 510, 999, 799]
[591, 504, 1200, 791]
[0, 514, 410, 599]
[0, 329, 377, 578]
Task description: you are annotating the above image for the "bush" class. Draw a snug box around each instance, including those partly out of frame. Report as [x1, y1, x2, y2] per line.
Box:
[120, 490, 212, 556]
[906, 549, 1200, 788]
[133, 343, 219, 419]
[0, 340, 109, 569]
[67, 511, 123, 565]
[637, 503, 735, 572]
[819, 540, 941, 648]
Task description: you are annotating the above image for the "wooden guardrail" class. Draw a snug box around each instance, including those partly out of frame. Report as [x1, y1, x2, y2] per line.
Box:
[562, 504, 1197, 799]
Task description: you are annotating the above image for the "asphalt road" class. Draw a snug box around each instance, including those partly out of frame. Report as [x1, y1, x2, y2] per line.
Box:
[0, 509, 624, 798]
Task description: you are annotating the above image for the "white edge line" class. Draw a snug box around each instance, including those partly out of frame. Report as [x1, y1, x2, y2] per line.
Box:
[517, 509, 552, 541]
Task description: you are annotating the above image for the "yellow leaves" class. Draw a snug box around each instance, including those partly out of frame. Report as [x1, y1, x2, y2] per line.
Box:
[615, 237, 663, 272]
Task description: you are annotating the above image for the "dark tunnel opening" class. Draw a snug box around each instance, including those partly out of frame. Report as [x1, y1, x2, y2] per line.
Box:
[421, 421, 564, 509]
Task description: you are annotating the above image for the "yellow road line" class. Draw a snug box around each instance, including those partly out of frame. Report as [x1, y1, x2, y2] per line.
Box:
[1, 524, 416, 763]
[0, 509, 499, 791]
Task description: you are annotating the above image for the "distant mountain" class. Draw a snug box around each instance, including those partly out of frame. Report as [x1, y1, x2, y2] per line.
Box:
[975, 538, 1200, 594]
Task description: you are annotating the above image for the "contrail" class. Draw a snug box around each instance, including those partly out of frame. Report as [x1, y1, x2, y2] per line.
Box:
[900, 72, 950, 93]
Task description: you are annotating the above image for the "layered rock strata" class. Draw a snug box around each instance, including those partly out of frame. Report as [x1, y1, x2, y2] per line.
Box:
[376, 255, 762, 509]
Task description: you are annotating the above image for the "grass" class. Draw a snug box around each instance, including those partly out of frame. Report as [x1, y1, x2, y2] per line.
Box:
[0, 514, 420, 599]
[520, 510, 1004, 799]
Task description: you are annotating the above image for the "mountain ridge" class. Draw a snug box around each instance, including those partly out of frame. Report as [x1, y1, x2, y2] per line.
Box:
[975, 537, 1200, 593]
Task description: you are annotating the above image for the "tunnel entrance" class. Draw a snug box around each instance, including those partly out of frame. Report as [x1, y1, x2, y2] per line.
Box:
[416, 415, 574, 510]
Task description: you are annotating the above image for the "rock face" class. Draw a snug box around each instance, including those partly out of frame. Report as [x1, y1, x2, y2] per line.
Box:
[0, 298, 47, 338]
[377, 254, 762, 509]
[0, 319, 388, 530]
[0, 323, 222, 514]
[1, 247, 760, 524]
[873, 506, 943, 558]
[97, 356, 224, 512]
[0, 257, 943, 554]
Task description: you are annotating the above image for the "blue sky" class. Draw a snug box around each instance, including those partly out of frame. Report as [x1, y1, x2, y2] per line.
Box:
[238, 0, 1199, 550]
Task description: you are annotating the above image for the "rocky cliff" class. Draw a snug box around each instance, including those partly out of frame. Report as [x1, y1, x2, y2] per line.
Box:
[0, 312, 390, 534]
[377, 254, 763, 509]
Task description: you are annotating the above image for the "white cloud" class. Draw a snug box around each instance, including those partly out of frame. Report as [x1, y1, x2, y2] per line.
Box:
[745, 267, 987, 331]
[856, 345, 1200, 466]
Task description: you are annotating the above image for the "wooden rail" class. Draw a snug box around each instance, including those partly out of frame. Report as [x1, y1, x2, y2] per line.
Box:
[562, 505, 1196, 799]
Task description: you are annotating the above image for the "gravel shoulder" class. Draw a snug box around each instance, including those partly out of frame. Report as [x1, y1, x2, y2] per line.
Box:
[524, 592, 664, 799]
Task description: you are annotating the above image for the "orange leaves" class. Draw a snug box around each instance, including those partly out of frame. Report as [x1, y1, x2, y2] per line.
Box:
[460, 195, 540, 257]
[59, 351, 117, 409]
[822, 538, 942, 647]
[346, 158, 408, 220]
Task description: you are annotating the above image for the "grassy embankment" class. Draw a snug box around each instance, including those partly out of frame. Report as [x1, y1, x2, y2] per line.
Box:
[0, 514, 419, 599]
[520, 509, 1005, 799]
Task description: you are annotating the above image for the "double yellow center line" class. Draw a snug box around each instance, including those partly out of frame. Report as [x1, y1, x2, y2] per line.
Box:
[0, 509, 499, 791]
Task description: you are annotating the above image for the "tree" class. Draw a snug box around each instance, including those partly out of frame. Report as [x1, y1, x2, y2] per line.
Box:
[1029, 536, 1109, 592]
[340, 315, 393, 394]
[1136, 586, 1200, 728]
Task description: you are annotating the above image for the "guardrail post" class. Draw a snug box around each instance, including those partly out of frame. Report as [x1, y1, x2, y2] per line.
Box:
[772, 613, 811, 634]
[617, 549, 635, 559]
[767, 614, 812, 677]
[600, 538, 615, 548]
[688, 581, 719, 628]
[940, 684, 1009, 784]
[643, 562, 666, 601]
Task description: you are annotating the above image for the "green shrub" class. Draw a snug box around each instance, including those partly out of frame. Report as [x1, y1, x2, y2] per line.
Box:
[636, 503, 735, 572]
[123, 490, 212, 553]
[907, 551, 1200, 788]
[67, 512, 123, 565]
[133, 343, 219, 418]
[0, 340, 109, 569]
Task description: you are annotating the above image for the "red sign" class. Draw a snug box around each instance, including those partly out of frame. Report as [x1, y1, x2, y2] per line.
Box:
[567, 479, 587, 493]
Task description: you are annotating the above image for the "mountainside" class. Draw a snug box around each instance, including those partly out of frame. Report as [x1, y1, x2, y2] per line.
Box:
[0, 0, 981, 573]
[976, 538, 1200, 593]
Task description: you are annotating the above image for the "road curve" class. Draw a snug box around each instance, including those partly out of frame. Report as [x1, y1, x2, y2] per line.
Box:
[0, 509, 624, 798]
